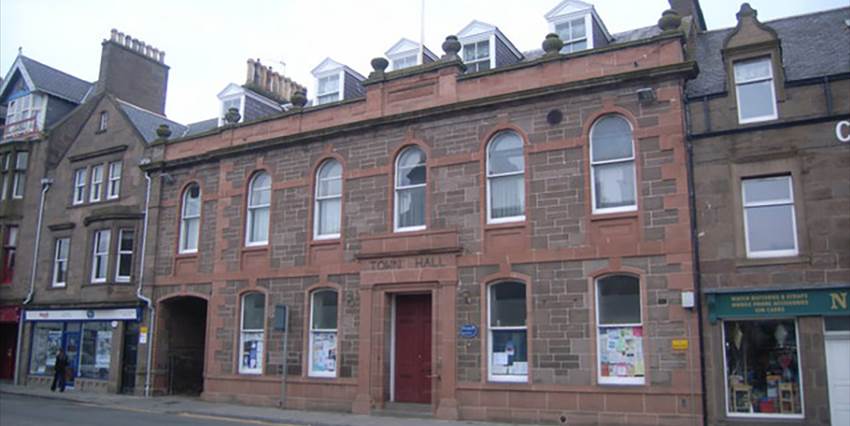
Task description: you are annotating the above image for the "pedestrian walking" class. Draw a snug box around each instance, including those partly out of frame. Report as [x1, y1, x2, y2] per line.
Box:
[50, 348, 68, 392]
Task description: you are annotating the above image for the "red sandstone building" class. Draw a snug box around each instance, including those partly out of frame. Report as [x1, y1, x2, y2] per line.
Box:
[141, 1, 705, 423]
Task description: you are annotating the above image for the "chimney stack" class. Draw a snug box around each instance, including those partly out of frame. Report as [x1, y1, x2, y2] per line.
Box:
[668, 0, 706, 31]
[245, 59, 306, 104]
[96, 29, 169, 114]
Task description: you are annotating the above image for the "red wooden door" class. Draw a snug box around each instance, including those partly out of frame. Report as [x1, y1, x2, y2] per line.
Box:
[394, 294, 432, 403]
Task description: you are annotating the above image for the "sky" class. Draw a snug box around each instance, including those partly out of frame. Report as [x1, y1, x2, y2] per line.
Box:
[1, 0, 846, 125]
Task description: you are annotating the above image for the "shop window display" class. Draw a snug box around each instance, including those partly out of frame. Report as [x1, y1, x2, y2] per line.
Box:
[596, 275, 644, 385]
[80, 322, 112, 380]
[29, 322, 63, 374]
[724, 320, 802, 417]
[488, 281, 528, 382]
[238, 293, 265, 374]
[309, 289, 338, 377]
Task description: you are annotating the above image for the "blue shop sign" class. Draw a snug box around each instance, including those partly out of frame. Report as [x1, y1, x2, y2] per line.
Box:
[459, 324, 478, 338]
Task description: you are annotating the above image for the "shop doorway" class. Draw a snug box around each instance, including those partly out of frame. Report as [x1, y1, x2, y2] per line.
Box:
[63, 325, 81, 388]
[120, 322, 139, 394]
[825, 317, 850, 426]
[392, 294, 432, 404]
[160, 296, 207, 395]
[0, 323, 17, 380]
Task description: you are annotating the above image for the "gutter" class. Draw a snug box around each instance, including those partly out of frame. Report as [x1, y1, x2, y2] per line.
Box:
[137, 169, 155, 397]
[14, 178, 52, 385]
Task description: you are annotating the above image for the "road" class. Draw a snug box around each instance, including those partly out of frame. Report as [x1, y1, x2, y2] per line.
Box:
[0, 393, 291, 426]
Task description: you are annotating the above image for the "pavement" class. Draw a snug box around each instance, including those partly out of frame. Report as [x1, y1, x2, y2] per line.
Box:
[0, 382, 529, 426]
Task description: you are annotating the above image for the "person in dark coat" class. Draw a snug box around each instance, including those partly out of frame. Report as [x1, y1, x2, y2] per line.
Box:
[50, 348, 68, 392]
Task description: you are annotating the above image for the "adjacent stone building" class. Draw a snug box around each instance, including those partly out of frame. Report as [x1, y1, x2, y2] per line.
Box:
[687, 5, 850, 425]
[141, 2, 704, 424]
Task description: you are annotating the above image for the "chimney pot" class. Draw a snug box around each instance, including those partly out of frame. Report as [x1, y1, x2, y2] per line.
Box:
[110, 29, 118, 41]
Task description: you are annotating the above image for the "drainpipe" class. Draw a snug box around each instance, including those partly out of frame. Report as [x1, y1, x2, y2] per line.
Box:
[14, 178, 52, 385]
[137, 170, 155, 397]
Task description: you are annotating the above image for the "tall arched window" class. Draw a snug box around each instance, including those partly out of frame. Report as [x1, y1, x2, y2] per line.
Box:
[590, 115, 636, 213]
[179, 183, 201, 253]
[488, 281, 527, 382]
[239, 292, 265, 374]
[395, 146, 426, 231]
[595, 275, 644, 385]
[308, 289, 338, 377]
[246, 172, 271, 246]
[314, 160, 342, 239]
[486, 131, 525, 223]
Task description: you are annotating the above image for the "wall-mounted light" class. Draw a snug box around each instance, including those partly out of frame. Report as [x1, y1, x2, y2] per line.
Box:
[637, 87, 656, 105]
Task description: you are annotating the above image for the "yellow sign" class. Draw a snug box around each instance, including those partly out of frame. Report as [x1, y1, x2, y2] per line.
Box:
[140, 326, 148, 334]
[672, 339, 688, 351]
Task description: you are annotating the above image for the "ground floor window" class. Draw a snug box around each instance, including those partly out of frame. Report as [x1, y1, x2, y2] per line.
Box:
[488, 281, 528, 382]
[309, 289, 338, 377]
[29, 322, 62, 374]
[724, 320, 803, 417]
[238, 293, 265, 374]
[596, 275, 644, 385]
[80, 322, 112, 380]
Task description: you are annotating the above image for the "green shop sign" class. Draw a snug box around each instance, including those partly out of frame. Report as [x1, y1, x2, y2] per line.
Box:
[708, 287, 850, 323]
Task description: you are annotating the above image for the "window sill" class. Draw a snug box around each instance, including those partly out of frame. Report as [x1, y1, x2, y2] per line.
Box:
[82, 281, 135, 287]
[47, 285, 67, 291]
[175, 251, 199, 259]
[590, 210, 639, 222]
[309, 238, 340, 247]
[242, 244, 269, 253]
[736, 255, 809, 269]
[484, 220, 526, 231]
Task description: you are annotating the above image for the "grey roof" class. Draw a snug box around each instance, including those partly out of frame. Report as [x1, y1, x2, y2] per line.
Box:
[522, 24, 662, 62]
[18, 56, 93, 103]
[116, 98, 187, 144]
[183, 118, 219, 137]
[687, 7, 850, 98]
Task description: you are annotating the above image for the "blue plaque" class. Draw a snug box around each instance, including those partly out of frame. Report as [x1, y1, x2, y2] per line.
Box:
[459, 324, 479, 338]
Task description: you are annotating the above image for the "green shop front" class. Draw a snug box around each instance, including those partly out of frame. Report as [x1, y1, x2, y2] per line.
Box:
[23, 307, 141, 394]
[705, 286, 850, 424]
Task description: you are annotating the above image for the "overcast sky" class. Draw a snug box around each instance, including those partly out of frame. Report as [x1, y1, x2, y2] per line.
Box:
[1, 0, 845, 124]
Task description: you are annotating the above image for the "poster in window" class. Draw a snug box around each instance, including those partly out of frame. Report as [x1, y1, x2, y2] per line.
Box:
[242, 338, 263, 371]
[95, 331, 111, 368]
[600, 326, 644, 378]
[311, 332, 337, 373]
[46, 330, 63, 368]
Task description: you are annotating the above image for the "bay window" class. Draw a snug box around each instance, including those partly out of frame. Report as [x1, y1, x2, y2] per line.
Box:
[309, 289, 338, 377]
[239, 292, 265, 374]
[91, 229, 110, 283]
[590, 115, 636, 213]
[115, 229, 134, 282]
[486, 131, 525, 223]
[314, 160, 342, 239]
[488, 281, 527, 382]
[245, 172, 270, 246]
[179, 184, 201, 253]
[394, 147, 426, 231]
[596, 275, 644, 385]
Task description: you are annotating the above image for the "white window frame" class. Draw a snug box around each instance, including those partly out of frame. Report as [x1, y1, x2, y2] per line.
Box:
[98, 111, 108, 132]
[461, 38, 493, 73]
[313, 160, 342, 240]
[486, 132, 525, 224]
[52, 238, 70, 288]
[89, 164, 104, 203]
[742, 175, 798, 258]
[721, 319, 805, 419]
[238, 293, 265, 375]
[308, 289, 339, 378]
[316, 72, 343, 105]
[554, 16, 590, 53]
[115, 229, 134, 283]
[11, 151, 27, 199]
[590, 116, 637, 214]
[394, 147, 427, 232]
[179, 184, 201, 254]
[73, 168, 87, 205]
[734, 57, 778, 124]
[245, 172, 270, 247]
[487, 281, 528, 383]
[91, 229, 110, 283]
[107, 161, 121, 199]
[219, 95, 244, 126]
[595, 275, 645, 386]
[391, 55, 418, 71]
[1, 153, 10, 200]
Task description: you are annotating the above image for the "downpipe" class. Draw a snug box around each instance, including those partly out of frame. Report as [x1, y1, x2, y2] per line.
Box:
[137, 170, 155, 397]
[14, 178, 51, 385]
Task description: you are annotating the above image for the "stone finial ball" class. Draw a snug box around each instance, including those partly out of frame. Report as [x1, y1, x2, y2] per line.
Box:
[442, 35, 461, 56]
[371, 57, 389, 73]
[658, 9, 682, 31]
[542, 33, 564, 55]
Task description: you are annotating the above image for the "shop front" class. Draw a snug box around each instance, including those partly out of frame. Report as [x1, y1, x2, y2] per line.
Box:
[0, 305, 20, 380]
[705, 286, 850, 424]
[23, 307, 140, 393]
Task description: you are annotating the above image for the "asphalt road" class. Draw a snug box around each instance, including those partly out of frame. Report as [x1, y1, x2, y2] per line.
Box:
[0, 393, 289, 426]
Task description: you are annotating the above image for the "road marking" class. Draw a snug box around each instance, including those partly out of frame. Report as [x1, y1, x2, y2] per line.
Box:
[177, 412, 302, 426]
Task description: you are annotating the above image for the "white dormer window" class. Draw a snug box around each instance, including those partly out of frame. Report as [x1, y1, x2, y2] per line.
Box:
[392, 55, 418, 71]
[385, 38, 437, 71]
[220, 96, 242, 124]
[317, 75, 340, 105]
[463, 40, 491, 72]
[555, 17, 588, 53]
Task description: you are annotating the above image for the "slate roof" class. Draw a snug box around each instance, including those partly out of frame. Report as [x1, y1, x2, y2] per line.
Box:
[183, 118, 219, 137]
[522, 24, 662, 61]
[115, 98, 187, 144]
[18, 56, 93, 103]
[687, 7, 850, 98]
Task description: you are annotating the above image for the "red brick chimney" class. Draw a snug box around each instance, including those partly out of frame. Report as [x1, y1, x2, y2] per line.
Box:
[245, 58, 305, 103]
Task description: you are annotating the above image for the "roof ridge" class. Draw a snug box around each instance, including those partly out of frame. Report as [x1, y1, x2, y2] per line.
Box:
[19, 55, 92, 86]
[701, 5, 850, 34]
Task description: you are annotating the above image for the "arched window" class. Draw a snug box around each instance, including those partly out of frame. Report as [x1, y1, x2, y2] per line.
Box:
[488, 281, 527, 382]
[239, 292, 265, 374]
[179, 184, 201, 253]
[486, 131, 525, 223]
[394, 146, 426, 231]
[308, 289, 338, 377]
[595, 275, 644, 385]
[590, 115, 636, 213]
[314, 160, 342, 239]
[245, 172, 271, 246]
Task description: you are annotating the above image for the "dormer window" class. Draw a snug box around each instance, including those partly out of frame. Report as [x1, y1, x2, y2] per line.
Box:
[733, 57, 778, 124]
[392, 55, 417, 71]
[463, 40, 491, 72]
[555, 17, 588, 53]
[317, 75, 340, 105]
[385, 38, 437, 71]
[220, 96, 242, 125]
